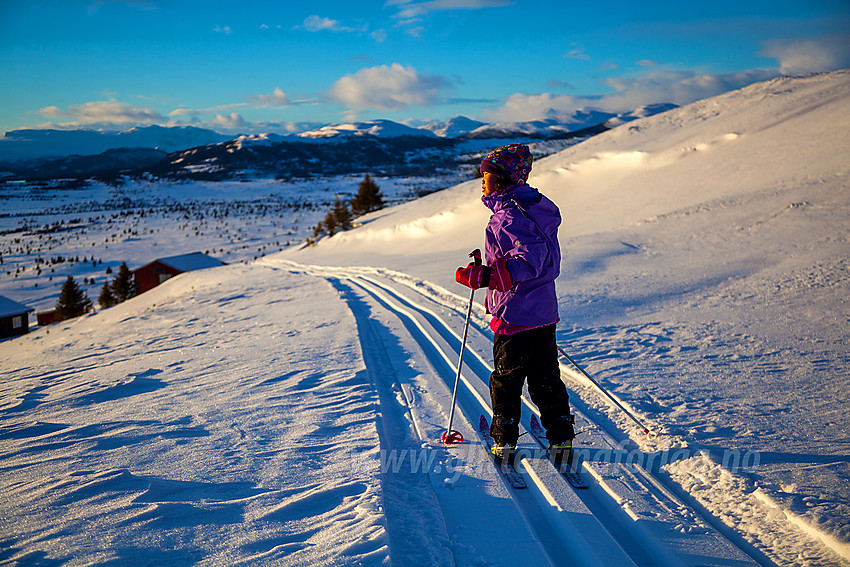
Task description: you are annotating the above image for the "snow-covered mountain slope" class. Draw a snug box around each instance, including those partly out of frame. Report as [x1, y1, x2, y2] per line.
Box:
[297, 119, 439, 139]
[465, 112, 617, 139]
[420, 115, 486, 138]
[2, 70, 848, 566]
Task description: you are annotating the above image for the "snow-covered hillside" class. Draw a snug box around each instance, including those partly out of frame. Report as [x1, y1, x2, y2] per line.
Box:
[2, 71, 848, 566]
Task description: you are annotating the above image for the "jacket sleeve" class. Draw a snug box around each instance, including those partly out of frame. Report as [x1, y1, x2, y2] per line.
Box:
[490, 211, 548, 283]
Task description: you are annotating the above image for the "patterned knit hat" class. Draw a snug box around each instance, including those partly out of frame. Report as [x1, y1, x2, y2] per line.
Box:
[479, 143, 533, 185]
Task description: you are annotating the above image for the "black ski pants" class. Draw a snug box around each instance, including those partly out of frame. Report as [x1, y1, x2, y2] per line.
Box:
[489, 324, 573, 445]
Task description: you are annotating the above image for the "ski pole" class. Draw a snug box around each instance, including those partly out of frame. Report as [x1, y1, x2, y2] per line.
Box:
[442, 249, 481, 444]
[556, 345, 658, 438]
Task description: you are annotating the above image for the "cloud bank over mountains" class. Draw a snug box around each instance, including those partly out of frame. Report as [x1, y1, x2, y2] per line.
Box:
[10, 2, 849, 136]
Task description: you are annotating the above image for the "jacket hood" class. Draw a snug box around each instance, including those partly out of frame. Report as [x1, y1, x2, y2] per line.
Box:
[482, 183, 560, 236]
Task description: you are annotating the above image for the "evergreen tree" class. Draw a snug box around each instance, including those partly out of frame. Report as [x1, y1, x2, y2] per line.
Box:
[55, 276, 92, 320]
[111, 262, 136, 302]
[331, 198, 353, 231]
[98, 280, 117, 308]
[323, 210, 339, 237]
[350, 174, 384, 217]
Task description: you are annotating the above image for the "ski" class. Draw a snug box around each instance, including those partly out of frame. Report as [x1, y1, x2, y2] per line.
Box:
[529, 414, 588, 489]
[479, 415, 527, 489]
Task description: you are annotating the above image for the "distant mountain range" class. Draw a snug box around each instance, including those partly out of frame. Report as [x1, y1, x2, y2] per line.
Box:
[0, 105, 677, 183]
[0, 125, 232, 163]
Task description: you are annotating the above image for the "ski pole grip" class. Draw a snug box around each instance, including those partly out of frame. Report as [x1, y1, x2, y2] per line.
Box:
[469, 248, 482, 266]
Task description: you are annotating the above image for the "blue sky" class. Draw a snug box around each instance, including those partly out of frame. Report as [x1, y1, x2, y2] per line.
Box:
[2, 0, 849, 134]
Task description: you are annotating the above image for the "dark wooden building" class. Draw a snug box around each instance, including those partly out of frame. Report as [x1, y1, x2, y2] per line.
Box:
[133, 252, 226, 294]
[0, 296, 34, 339]
[36, 310, 60, 327]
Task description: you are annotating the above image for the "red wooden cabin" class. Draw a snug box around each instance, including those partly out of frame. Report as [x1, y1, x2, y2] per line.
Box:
[133, 252, 226, 294]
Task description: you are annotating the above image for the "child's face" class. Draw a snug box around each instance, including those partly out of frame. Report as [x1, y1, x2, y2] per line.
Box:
[482, 172, 499, 196]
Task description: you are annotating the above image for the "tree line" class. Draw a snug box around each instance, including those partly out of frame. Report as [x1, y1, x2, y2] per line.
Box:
[308, 174, 384, 245]
[52, 262, 137, 321]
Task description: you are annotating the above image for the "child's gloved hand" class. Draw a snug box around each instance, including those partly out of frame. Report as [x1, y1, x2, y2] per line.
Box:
[456, 257, 512, 291]
[488, 257, 512, 292]
[455, 262, 490, 289]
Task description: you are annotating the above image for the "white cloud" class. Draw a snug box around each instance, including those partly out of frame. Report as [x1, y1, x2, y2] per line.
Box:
[391, 0, 513, 19]
[168, 103, 248, 117]
[250, 88, 291, 107]
[329, 63, 451, 110]
[302, 15, 340, 32]
[297, 15, 367, 33]
[213, 25, 232, 34]
[404, 26, 425, 38]
[598, 69, 778, 110]
[212, 113, 247, 130]
[37, 100, 165, 126]
[760, 34, 850, 75]
[564, 49, 589, 61]
[480, 68, 780, 122]
[480, 92, 580, 122]
[371, 29, 388, 43]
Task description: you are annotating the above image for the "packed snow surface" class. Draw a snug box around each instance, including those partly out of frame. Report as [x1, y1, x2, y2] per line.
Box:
[2, 70, 849, 566]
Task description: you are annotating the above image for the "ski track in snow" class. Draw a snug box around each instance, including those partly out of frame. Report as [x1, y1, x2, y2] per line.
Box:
[262, 257, 810, 566]
[265, 256, 850, 566]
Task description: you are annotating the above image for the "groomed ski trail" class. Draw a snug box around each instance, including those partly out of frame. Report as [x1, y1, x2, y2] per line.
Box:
[259, 257, 767, 566]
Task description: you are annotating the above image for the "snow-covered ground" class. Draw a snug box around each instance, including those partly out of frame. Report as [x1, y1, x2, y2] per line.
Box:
[0, 174, 458, 314]
[1, 70, 849, 566]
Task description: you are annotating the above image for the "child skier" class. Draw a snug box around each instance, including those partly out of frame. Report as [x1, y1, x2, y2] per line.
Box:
[455, 143, 574, 459]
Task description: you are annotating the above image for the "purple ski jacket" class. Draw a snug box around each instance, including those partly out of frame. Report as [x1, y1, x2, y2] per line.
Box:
[482, 182, 561, 328]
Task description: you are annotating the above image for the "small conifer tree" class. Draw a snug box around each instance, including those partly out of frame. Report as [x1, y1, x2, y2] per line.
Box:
[111, 262, 136, 302]
[98, 280, 117, 308]
[55, 276, 92, 320]
[331, 198, 353, 231]
[323, 210, 339, 237]
[350, 174, 384, 217]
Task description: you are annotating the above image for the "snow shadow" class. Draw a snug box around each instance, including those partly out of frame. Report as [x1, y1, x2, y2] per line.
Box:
[75, 368, 167, 406]
[1, 385, 50, 413]
[56, 468, 268, 519]
[0, 418, 210, 467]
[0, 421, 68, 440]
[569, 240, 643, 275]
